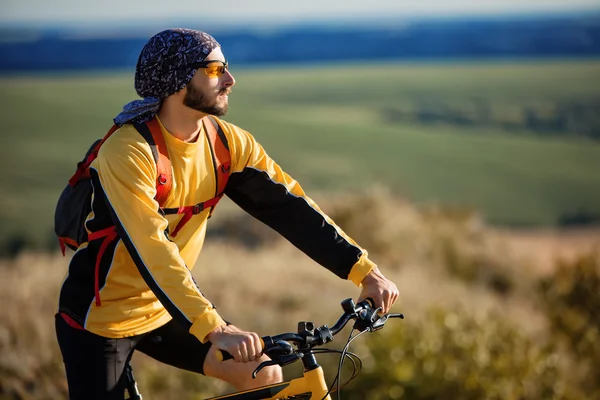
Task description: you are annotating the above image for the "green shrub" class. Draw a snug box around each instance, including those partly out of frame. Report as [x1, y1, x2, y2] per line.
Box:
[539, 251, 600, 397]
[325, 189, 520, 295]
[342, 307, 570, 400]
[419, 207, 519, 295]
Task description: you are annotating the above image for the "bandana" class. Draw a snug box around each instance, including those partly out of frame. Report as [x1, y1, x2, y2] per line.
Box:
[114, 28, 220, 125]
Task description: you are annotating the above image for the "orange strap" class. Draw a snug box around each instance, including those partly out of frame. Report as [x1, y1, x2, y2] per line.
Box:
[145, 118, 172, 206]
[68, 124, 120, 187]
[203, 117, 231, 197]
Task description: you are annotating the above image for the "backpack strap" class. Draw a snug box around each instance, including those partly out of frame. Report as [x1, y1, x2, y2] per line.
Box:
[68, 124, 120, 187]
[88, 226, 118, 306]
[133, 118, 172, 207]
[64, 120, 170, 305]
[165, 116, 230, 237]
[78, 119, 170, 306]
[204, 115, 231, 197]
[60, 124, 120, 256]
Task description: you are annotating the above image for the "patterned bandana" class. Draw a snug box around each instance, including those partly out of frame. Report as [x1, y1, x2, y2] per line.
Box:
[114, 28, 220, 125]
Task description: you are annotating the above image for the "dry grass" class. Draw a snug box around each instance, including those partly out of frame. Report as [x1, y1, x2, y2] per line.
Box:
[493, 226, 600, 276]
[1, 191, 598, 399]
[0, 253, 68, 399]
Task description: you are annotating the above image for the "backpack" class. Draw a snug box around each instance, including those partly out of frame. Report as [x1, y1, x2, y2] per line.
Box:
[55, 116, 231, 255]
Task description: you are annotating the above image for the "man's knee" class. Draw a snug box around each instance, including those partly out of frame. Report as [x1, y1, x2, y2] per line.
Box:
[232, 363, 283, 390]
[253, 363, 283, 386]
[204, 347, 284, 390]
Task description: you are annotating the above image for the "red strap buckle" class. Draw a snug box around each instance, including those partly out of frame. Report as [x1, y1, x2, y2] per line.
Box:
[192, 203, 205, 215]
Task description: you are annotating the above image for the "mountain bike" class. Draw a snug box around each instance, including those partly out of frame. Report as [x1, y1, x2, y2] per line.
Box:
[124, 298, 404, 400]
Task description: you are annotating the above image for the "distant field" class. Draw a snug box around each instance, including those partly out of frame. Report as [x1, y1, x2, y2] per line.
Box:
[1, 60, 600, 251]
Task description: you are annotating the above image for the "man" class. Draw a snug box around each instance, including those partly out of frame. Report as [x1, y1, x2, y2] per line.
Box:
[55, 28, 399, 399]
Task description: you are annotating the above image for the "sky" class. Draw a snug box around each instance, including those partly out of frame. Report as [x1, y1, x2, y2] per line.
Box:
[2, 0, 600, 27]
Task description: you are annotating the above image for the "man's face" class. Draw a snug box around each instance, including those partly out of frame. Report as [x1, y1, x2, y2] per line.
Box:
[183, 47, 235, 116]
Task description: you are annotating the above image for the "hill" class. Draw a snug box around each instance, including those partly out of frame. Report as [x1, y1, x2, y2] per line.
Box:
[1, 12, 600, 72]
[1, 60, 600, 255]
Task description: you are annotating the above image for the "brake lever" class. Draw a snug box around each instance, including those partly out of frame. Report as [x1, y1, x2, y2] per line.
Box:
[252, 360, 278, 379]
[371, 313, 405, 331]
[252, 352, 304, 379]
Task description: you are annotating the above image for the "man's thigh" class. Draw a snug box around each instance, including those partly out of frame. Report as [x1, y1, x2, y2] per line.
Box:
[55, 314, 135, 400]
[135, 318, 211, 374]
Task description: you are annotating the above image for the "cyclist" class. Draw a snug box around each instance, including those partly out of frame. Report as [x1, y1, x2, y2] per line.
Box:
[55, 28, 399, 399]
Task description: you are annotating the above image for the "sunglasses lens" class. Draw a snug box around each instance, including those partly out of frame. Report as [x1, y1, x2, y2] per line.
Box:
[204, 64, 226, 78]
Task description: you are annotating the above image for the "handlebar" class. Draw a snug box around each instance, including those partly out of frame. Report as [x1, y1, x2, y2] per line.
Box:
[216, 298, 404, 364]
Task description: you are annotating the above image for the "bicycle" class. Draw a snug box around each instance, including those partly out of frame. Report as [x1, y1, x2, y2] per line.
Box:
[124, 298, 404, 400]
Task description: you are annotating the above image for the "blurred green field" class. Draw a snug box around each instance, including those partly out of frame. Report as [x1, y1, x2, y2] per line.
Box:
[1, 60, 600, 252]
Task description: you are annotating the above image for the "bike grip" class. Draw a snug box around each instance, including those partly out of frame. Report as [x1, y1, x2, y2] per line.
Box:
[215, 338, 266, 362]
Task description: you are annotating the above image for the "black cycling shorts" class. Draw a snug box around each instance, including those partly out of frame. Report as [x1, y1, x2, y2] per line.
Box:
[55, 313, 214, 400]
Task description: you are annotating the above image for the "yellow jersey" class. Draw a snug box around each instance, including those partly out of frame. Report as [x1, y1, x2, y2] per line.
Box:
[58, 117, 376, 343]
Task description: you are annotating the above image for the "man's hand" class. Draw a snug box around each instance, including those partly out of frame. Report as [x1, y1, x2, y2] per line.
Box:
[206, 324, 263, 363]
[358, 266, 399, 314]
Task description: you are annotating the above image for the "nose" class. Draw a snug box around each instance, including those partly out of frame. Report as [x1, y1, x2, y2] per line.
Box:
[222, 69, 235, 87]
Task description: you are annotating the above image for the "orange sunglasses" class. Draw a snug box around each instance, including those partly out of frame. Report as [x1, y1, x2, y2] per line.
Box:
[189, 60, 229, 78]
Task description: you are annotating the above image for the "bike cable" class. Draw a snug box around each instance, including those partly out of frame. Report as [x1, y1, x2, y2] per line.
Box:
[315, 327, 368, 400]
[311, 348, 362, 396]
[336, 329, 369, 399]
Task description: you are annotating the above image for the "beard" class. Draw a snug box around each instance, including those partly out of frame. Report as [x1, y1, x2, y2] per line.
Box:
[183, 81, 229, 116]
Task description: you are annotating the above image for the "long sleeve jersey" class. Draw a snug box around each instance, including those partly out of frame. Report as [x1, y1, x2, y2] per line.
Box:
[58, 117, 376, 343]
